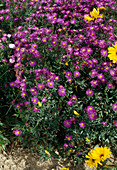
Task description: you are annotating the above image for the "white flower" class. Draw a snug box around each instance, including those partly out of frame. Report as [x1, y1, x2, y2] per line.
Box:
[8, 44, 15, 49]
[7, 34, 11, 38]
[9, 58, 15, 63]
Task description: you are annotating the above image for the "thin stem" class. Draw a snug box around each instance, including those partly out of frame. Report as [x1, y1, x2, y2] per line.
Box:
[0, 68, 14, 79]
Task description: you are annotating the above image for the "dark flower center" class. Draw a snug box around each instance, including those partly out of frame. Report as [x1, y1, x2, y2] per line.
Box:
[100, 154, 104, 157]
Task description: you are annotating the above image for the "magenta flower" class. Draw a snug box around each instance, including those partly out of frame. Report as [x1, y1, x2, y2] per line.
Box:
[86, 105, 95, 113]
[66, 135, 72, 141]
[58, 87, 66, 96]
[107, 82, 113, 89]
[29, 61, 36, 67]
[47, 81, 54, 88]
[60, 41, 67, 48]
[102, 121, 107, 126]
[112, 103, 117, 111]
[21, 92, 27, 98]
[63, 119, 72, 128]
[37, 84, 45, 91]
[101, 49, 107, 57]
[86, 88, 94, 96]
[41, 97, 47, 103]
[71, 19, 76, 24]
[110, 70, 116, 77]
[97, 73, 104, 80]
[67, 100, 73, 106]
[90, 80, 98, 88]
[33, 106, 40, 112]
[88, 113, 97, 120]
[74, 71, 80, 77]
[65, 71, 72, 78]
[68, 78, 72, 83]
[14, 62, 22, 68]
[14, 129, 21, 136]
[89, 69, 97, 78]
[31, 97, 38, 104]
[79, 121, 86, 128]
[66, 46, 73, 53]
[63, 143, 69, 148]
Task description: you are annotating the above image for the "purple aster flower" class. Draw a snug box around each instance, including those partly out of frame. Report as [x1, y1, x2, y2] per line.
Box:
[71, 19, 76, 24]
[101, 49, 108, 57]
[86, 105, 95, 114]
[90, 80, 98, 88]
[102, 121, 107, 126]
[87, 48, 93, 55]
[99, 40, 106, 48]
[86, 88, 94, 96]
[21, 92, 27, 98]
[110, 70, 116, 77]
[97, 73, 104, 80]
[74, 71, 80, 77]
[14, 62, 22, 68]
[68, 78, 72, 83]
[16, 104, 20, 109]
[63, 119, 72, 128]
[88, 112, 97, 120]
[112, 103, 117, 111]
[79, 121, 86, 128]
[47, 81, 54, 88]
[63, 143, 69, 148]
[30, 88, 38, 95]
[31, 97, 38, 104]
[74, 65, 79, 70]
[92, 58, 98, 65]
[42, 37, 47, 44]
[101, 78, 106, 83]
[67, 100, 73, 107]
[24, 101, 30, 107]
[80, 47, 87, 54]
[107, 82, 113, 89]
[70, 95, 77, 102]
[60, 41, 67, 48]
[66, 46, 73, 54]
[9, 82, 15, 87]
[66, 135, 72, 141]
[14, 129, 21, 136]
[41, 97, 47, 103]
[37, 84, 45, 91]
[29, 60, 36, 67]
[58, 87, 66, 96]
[89, 69, 97, 78]
[65, 71, 72, 78]
[33, 106, 40, 112]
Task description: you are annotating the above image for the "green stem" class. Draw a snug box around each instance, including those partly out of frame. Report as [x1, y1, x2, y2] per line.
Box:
[6, 92, 20, 115]
[0, 68, 14, 79]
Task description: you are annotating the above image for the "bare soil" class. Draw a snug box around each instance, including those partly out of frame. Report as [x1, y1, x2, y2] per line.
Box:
[0, 146, 97, 170]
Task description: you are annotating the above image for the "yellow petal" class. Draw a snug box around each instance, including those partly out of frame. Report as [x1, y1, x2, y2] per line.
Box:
[38, 101, 41, 107]
[65, 62, 68, 66]
[73, 110, 80, 115]
[45, 150, 49, 155]
[62, 168, 69, 170]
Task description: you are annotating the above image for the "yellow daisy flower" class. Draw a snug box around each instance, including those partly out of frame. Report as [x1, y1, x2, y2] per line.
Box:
[108, 43, 117, 63]
[84, 8, 103, 23]
[92, 146, 111, 162]
[85, 150, 101, 168]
